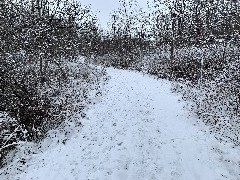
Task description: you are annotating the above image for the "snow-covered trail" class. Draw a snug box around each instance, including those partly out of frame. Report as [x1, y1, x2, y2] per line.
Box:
[5, 68, 240, 180]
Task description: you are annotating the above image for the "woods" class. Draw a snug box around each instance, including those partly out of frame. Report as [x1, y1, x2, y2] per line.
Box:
[1, 0, 240, 170]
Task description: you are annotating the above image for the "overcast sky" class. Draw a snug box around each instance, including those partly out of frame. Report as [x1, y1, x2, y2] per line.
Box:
[79, 0, 151, 29]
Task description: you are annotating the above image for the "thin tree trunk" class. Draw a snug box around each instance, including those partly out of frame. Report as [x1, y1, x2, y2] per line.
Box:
[170, 11, 176, 62]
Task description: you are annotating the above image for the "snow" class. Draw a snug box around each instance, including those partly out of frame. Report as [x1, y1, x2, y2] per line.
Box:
[1, 68, 240, 180]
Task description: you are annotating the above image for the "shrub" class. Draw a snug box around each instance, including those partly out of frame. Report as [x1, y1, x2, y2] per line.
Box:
[171, 44, 240, 145]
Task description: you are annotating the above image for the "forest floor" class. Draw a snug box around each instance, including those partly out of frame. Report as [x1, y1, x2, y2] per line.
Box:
[1, 68, 240, 180]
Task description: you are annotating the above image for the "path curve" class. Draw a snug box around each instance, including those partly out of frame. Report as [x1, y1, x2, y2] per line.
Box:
[5, 68, 239, 180]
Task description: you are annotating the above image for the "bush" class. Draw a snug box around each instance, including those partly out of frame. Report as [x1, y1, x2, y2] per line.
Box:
[170, 44, 240, 145]
[0, 55, 106, 167]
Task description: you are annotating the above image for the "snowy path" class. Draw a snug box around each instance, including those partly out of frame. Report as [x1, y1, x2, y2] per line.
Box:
[4, 68, 240, 180]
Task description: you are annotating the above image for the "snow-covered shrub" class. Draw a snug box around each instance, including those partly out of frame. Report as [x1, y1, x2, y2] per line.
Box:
[0, 53, 51, 139]
[0, 56, 107, 167]
[141, 44, 233, 82]
[0, 113, 23, 166]
[174, 80, 240, 145]
[0, 54, 54, 167]
[171, 44, 240, 145]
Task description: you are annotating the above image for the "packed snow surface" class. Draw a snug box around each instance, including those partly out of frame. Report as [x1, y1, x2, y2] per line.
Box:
[1, 68, 240, 180]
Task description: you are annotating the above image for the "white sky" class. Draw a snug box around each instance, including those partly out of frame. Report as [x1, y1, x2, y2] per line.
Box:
[79, 0, 151, 29]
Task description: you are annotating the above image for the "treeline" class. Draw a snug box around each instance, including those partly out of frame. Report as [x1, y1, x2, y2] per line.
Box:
[0, 0, 100, 57]
[92, 0, 152, 68]
[152, 0, 240, 46]
[94, 0, 240, 79]
[94, 0, 240, 68]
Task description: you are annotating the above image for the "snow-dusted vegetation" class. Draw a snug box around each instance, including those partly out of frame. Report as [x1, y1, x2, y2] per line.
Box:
[1, 0, 240, 179]
[0, 0, 105, 167]
[170, 44, 240, 146]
